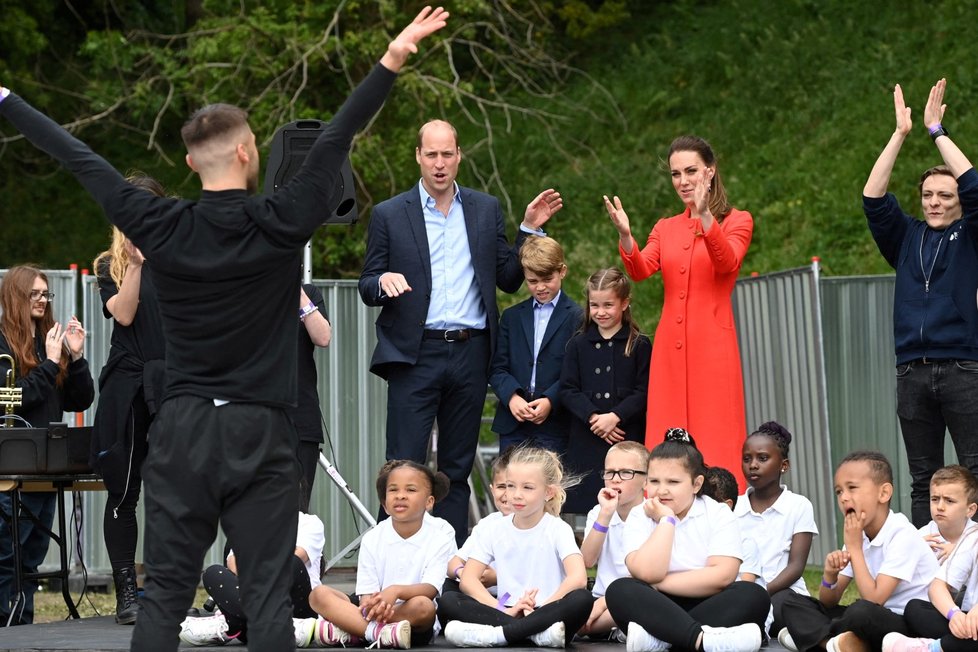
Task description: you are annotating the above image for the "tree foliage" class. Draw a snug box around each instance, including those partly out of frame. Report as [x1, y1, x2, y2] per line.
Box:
[0, 0, 625, 277]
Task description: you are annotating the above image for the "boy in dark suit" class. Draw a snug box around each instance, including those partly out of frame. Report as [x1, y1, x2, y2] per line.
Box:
[489, 236, 582, 453]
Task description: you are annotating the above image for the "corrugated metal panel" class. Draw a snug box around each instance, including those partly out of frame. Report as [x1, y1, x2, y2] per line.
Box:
[732, 264, 837, 563]
[819, 275, 953, 516]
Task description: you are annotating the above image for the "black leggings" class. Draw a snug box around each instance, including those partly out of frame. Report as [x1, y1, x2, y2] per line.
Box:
[103, 395, 150, 571]
[904, 598, 978, 652]
[203, 555, 316, 641]
[437, 588, 593, 645]
[605, 578, 770, 652]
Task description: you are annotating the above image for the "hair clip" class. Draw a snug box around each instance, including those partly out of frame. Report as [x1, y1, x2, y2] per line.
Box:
[664, 427, 691, 443]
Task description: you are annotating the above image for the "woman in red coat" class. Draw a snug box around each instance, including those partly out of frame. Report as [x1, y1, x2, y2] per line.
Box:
[604, 135, 753, 485]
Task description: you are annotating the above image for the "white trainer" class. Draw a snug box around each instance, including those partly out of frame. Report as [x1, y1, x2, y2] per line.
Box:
[444, 621, 499, 648]
[625, 622, 670, 652]
[294, 617, 317, 648]
[701, 623, 761, 652]
[882, 632, 936, 652]
[178, 612, 232, 646]
[777, 627, 799, 652]
[529, 622, 566, 648]
[316, 616, 360, 647]
[370, 620, 411, 649]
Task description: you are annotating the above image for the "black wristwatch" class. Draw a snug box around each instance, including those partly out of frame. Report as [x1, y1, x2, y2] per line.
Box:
[930, 125, 950, 141]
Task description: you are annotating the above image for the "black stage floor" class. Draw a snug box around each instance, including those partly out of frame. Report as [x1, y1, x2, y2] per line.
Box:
[0, 617, 790, 652]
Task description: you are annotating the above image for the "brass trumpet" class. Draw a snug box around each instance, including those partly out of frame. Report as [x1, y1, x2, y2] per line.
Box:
[0, 354, 22, 428]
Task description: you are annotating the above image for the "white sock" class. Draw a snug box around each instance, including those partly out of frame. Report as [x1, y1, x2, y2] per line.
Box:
[493, 626, 507, 645]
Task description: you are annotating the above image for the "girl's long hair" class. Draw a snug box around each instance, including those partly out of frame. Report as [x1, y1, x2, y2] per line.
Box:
[0, 265, 67, 386]
[93, 174, 166, 288]
[580, 268, 643, 356]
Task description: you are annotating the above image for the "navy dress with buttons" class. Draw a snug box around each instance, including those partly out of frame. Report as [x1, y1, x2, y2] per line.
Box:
[558, 322, 651, 513]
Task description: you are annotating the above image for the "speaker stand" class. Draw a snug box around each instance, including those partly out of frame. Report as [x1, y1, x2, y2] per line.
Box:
[317, 452, 376, 570]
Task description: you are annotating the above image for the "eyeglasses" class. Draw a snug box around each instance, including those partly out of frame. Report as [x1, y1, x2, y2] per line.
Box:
[601, 469, 647, 481]
[29, 291, 54, 301]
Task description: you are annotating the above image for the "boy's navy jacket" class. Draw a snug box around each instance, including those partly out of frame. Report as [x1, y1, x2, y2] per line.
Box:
[489, 291, 583, 437]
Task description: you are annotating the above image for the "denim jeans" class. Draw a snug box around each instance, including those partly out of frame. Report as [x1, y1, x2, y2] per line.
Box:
[0, 491, 57, 623]
[897, 359, 978, 527]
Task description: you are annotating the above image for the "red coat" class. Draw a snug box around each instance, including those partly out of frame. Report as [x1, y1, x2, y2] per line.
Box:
[620, 208, 753, 486]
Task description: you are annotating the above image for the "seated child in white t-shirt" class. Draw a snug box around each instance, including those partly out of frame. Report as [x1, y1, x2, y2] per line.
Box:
[703, 465, 763, 584]
[578, 440, 650, 639]
[917, 465, 978, 564]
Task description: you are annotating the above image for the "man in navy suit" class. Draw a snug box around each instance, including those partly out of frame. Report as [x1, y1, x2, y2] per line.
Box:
[489, 236, 582, 454]
[359, 119, 562, 542]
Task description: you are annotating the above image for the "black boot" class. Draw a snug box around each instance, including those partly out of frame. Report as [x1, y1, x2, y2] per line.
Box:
[113, 566, 139, 625]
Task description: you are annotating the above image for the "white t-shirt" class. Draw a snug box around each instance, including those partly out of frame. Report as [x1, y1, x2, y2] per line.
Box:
[467, 512, 582, 606]
[734, 486, 818, 595]
[584, 505, 629, 597]
[457, 511, 505, 562]
[936, 527, 978, 611]
[356, 516, 458, 598]
[623, 496, 743, 572]
[840, 510, 939, 615]
[228, 511, 325, 589]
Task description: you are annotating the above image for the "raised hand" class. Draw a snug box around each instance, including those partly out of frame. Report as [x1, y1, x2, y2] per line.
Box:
[124, 239, 144, 266]
[63, 317, 86, 360]
[381, 6, 450, 72]
[596, 487, 620, 514]
[603, 195, 631, 238]
[891, 84, 912, 137]
[44, 323, 65, 363]
[522, 189, 563, 231]
[924, 78, 947, 131]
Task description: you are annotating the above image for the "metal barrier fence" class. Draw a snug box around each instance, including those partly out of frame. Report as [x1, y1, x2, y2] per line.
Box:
[2, 264, 955, 574]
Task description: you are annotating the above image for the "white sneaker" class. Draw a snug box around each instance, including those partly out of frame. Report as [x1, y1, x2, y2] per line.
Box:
[445, 621, 499, 647]
[777, 627, 799, 652]
[625, 622, 670, 652]
[316, 617, 360, 647]
[611, 627, 628, 644]
[826, 631, 869, 652]
[529, 622, 565, 648]
[882, 632, 936, 652]
[701, 623, 761, 652]
[295, 617, 317, 648]
[178, 612, 232, 646]
[368, 620, 411, 649]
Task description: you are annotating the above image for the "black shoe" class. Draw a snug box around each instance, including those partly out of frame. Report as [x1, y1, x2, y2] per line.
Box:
[113, 566, 139, 625]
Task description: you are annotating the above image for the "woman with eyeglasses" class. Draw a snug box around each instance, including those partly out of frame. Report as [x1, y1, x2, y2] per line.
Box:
[90, 174, 168, 625]
[0, 264, 94, 624]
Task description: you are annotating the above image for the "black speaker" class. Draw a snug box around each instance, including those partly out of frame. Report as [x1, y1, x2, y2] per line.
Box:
[263, 119, 358, 225]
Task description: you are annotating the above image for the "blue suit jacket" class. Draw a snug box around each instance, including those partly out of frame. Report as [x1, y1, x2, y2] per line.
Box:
[488, 292, 583, 436]
[359, 184, 528, 379]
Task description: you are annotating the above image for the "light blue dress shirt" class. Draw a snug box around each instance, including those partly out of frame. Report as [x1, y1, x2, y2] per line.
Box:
[530, 291, 561, 394]
[420, 181, 485, 330]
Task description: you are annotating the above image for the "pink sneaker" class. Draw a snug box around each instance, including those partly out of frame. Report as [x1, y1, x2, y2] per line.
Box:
[881, 632, 936, 652]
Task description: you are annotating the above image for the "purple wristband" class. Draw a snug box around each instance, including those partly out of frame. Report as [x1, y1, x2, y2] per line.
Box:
[454, 565, 463, 579]
[821, 578, 837, 590]
[662, 516, 678, 527]
[947, 607, 961, 621]
[496, 592, 511, 611]
[929, 123, 944, 135]
[592, 522, 609, 533]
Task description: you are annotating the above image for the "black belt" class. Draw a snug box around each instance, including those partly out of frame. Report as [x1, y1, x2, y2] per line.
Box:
[422, 328, 488, 342]
[916, 357, 954, 365]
